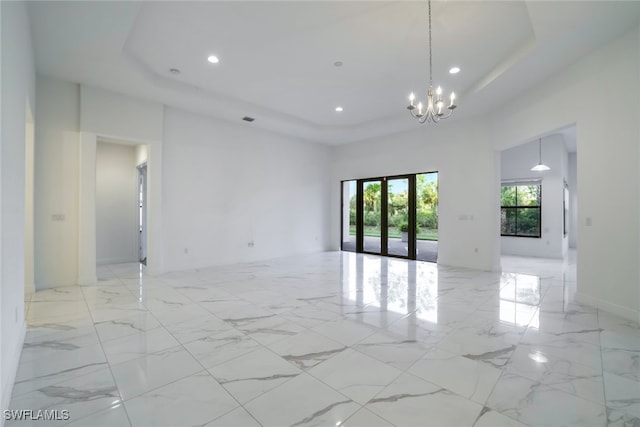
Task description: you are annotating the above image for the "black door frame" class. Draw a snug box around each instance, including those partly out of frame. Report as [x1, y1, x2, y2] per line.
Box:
[341, 172, 437, 261]
[354, 174, 417, 260]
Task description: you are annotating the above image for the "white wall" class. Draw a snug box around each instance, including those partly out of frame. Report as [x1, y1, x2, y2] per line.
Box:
[489, 25, 640, 320]
[33, 80, 164, 285]
[500, 135, 568, 259]
[79, 85, 164, 276]
[26, 19, 640, 336]
[331, 119, 501, 272]
[96, 141, 138, 265]
[36, 78, 330, 277]
[162, 107, 331, 271]
[1, 0, 35, 417]
[332, 24, 640, 321]
[34, 76, 80, 289]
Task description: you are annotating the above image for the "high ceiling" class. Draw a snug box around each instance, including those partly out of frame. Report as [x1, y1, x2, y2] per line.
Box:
[27, 1, 640, 144]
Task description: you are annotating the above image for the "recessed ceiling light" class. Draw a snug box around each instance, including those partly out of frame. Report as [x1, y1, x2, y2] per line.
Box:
[169, 68, 180, 75]
[334, 61, 343, 67]
[335, 106, 344, 112]
[207, 55, 220, 64]
[449, 66, 461, 74]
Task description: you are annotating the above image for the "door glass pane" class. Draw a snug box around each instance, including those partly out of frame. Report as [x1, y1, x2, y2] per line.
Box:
[388, 178, 409, 257]
[363, 181, 381, 253]
[341, 180, 357, 252]
[416, 172, 438, 262]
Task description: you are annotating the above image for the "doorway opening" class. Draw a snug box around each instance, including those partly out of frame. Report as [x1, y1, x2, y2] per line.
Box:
[95, 139, 148, 270]
[499, 128, 576, 261]
[341, 172, 438, 262]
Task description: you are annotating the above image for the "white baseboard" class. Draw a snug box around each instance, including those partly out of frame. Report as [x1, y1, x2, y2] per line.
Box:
[576, 291, 640, 323]
[1, 319, 26, 424]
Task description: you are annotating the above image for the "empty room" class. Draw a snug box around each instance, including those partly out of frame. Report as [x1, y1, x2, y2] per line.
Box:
[2, 1, 640, 426]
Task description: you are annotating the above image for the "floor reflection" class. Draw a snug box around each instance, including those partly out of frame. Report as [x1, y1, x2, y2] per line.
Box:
[499, 272, 541, 328]
[340, 253, 557, 332]
[341, 254, 439, 325]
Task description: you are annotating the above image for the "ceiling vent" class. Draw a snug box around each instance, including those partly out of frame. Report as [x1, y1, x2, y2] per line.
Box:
[242, 116, 255, 122]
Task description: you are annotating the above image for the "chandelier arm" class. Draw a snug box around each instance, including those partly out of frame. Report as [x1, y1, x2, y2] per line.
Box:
[439, 109, 454, 120]
[410, 109, 423, 121]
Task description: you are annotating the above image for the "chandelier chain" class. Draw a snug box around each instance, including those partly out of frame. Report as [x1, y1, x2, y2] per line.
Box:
[428, 0, 432, 88]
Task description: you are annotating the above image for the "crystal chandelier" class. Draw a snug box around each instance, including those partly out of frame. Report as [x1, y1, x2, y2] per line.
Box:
[407, 0, 457, 123]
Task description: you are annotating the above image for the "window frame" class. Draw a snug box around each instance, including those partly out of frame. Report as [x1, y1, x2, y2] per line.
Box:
[500, 182, 542, 238]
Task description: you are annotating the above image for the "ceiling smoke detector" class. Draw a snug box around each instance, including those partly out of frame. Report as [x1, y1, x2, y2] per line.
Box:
[242, 116, 255, 122]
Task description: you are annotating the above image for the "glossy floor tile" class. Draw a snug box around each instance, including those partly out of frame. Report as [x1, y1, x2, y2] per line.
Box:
[7, 251, 640, 426]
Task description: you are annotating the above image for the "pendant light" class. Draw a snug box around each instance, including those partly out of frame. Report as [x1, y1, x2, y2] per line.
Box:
[531, 138, 550, 172]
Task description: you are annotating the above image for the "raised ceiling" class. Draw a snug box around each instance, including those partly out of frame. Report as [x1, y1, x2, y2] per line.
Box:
[28, 1, 640, 144]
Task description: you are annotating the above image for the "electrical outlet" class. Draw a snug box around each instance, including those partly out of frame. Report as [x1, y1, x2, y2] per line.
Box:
[248, 241, 255, 247]
[51, 214, 65, 221]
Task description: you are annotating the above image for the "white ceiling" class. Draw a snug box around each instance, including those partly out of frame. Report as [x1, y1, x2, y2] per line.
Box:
[27, 1, 640, 145]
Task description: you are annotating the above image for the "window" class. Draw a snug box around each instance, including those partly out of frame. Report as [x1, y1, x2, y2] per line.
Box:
[501, 183, 541, 238]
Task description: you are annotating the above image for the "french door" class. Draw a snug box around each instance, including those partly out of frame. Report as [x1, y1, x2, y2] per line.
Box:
[342, 172, 438, 261]
[354, 175, 417, 259]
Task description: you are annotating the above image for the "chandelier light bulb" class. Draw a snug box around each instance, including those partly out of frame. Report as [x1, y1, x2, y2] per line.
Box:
[436, 86, 442, 96]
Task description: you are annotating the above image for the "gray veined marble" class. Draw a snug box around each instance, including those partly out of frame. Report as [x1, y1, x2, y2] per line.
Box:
[281, 347, 347, 369]
[38, 384, 118, 402]
[23, 341, 80, 351]
[368, 389, 447, 404]
[463, 345, 517, 367]
[9, 252, 640, 427]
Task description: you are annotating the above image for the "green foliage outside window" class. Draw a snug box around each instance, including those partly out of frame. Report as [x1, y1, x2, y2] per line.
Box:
[347, 174, 439, 240]
[501, 185, 541, 237]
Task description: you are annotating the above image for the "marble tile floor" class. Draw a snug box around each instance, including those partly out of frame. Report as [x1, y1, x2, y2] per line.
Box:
[7, 251, 640, 426]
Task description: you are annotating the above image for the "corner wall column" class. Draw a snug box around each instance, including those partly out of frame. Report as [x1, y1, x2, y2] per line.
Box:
[77, 132, 97, 284]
